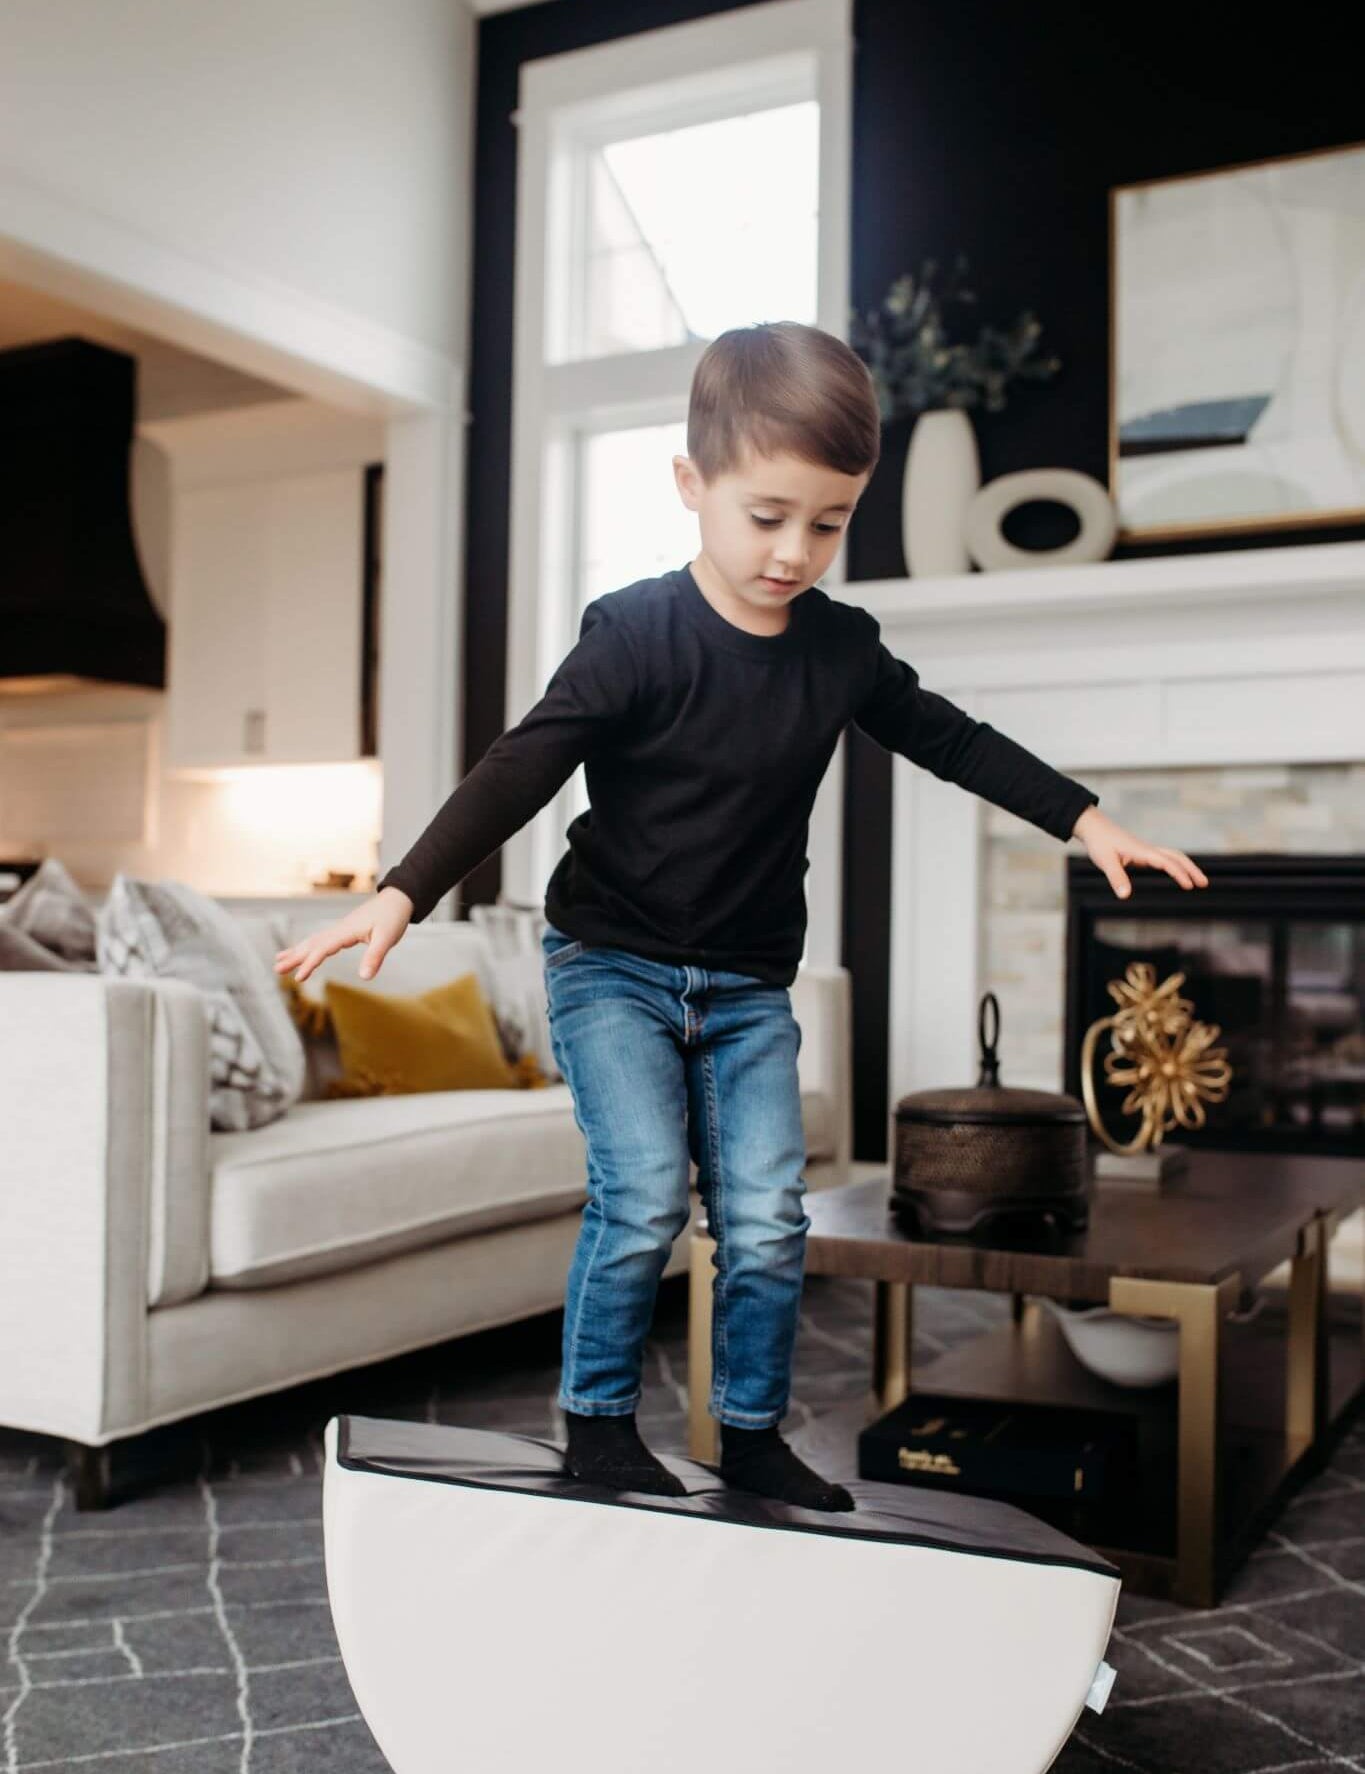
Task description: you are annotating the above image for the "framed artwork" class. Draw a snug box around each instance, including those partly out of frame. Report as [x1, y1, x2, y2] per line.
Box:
[1109, 140, 1365, 541]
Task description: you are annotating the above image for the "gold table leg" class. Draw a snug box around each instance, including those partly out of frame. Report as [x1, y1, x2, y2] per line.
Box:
[873, 1280, 914, 1414]
[1287, 1214, 1328, 1451]
[1109, 1271, 1240, 1610]
[688, 1230, 719, 1463]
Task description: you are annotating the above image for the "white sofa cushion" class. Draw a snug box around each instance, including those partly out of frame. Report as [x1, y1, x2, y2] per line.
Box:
[206, 1081, 839, 1292]
[279, 911, 498, 1002]
[208, 1087, 590, 1290]
[801, 1088, 834, 1163]
[256, 914, 846, 1163]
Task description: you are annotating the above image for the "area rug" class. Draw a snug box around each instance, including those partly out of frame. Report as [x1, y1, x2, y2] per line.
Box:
[2, 1275, 1361, 1772]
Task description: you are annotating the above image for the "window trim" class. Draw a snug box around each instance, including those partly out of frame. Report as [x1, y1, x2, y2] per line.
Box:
[501, 0, 853, 967]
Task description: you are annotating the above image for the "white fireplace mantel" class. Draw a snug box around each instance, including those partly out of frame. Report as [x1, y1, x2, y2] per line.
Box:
[837, 538, 1365, 1125]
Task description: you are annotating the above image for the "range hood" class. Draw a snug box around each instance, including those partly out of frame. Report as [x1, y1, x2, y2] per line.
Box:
[0, 335, 166, 690]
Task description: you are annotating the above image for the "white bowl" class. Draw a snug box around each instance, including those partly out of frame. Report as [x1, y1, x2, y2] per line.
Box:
[1038, 1297, 1179, 1388]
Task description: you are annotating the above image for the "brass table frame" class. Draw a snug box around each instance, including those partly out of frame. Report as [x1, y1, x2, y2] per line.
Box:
[688, 1208, 1345, 1609]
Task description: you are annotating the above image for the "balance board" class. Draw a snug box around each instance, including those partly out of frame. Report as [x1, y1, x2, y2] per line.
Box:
[323, 1414, 1120, 1774]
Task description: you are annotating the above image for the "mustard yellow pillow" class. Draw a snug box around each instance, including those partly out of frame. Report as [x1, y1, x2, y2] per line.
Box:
[322, 972, 546, 1097]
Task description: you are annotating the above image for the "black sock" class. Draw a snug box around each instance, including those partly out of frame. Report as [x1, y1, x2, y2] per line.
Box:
[561, 1410, 686, 1497]
[719, 1423, 855, 1512]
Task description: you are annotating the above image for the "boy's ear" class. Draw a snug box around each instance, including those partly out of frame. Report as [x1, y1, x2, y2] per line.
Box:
[672, 454, 702, 511]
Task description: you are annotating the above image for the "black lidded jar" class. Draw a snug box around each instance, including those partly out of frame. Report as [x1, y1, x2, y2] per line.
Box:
[891, 992, 1090, 1237]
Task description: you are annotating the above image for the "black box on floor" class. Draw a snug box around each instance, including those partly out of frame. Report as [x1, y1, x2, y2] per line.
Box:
[857, 1393, 1137, 1504]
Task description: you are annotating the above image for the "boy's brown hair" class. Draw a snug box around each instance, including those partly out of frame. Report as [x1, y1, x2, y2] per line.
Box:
[686, 321, 882, 484]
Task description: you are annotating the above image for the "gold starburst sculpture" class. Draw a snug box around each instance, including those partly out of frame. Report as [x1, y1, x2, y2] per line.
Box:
[1080, 960, 1233, 1156]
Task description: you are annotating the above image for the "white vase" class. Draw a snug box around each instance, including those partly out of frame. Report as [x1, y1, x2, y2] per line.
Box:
[901, 407, 980, 577]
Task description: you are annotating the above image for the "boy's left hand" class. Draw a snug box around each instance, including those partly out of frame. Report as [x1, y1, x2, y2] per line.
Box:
[1071, 805, 1209, 900]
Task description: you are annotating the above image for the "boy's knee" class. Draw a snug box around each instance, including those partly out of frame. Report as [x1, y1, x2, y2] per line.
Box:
[639, 1193, 693, 1247]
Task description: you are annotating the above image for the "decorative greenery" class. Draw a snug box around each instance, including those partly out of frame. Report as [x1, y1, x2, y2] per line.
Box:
[849, 255, 1061, 421]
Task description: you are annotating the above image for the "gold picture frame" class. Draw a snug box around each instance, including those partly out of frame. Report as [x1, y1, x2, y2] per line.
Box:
[1108, 139, 1365, 543]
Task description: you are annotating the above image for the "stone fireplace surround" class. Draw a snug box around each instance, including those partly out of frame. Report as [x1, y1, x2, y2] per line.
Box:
[840, 538, 1365, 1116]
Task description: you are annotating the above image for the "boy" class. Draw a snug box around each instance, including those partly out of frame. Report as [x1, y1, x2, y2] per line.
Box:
[275, 321, 1208, 1511]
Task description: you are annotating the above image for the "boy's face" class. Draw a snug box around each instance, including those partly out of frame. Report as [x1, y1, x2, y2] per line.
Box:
[672, 445, 869, 618]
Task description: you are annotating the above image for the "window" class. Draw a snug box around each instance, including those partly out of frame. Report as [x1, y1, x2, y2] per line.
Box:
[580, 420, 694, 605]
[501, 0, 853, 956]
[562, 101, 821, 363]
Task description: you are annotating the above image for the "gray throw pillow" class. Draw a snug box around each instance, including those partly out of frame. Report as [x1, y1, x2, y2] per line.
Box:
[0, 857, 98, 965]
[0, 922, 94, 972]
[96, 875, 306, 1131]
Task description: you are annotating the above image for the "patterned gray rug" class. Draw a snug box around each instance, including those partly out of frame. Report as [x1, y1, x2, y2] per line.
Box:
[2, 1274, 1361, 1773]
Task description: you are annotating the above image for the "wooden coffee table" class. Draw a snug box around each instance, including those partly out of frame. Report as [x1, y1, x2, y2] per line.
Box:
[687, 1149, 1363, 1607]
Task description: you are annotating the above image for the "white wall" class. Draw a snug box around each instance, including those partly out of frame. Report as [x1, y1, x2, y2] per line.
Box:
[0, 0, 472, 370]
[0, 3, 475, 900]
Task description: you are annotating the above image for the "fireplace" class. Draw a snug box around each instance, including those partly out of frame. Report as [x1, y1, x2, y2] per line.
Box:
[1065, 853, 1365, 1159]
[863, 539, 1365, 1158]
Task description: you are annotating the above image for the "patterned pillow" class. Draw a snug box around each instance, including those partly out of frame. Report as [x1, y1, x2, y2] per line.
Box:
[467, 901, 562, 1082]
[0, 857, 98, 966]
[96, 875, 306, 1131]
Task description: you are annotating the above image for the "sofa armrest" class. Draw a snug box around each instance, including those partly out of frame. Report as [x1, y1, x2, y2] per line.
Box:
[790, 965, 852, 1187]
[0, 974, 210, 1443]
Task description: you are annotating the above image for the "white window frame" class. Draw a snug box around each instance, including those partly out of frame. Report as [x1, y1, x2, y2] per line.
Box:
[501, 0, 854, 968]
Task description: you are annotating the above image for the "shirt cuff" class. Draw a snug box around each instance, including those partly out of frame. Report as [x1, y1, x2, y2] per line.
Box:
[1049, 785, 1100, 844]
[376, 866, 431, 922]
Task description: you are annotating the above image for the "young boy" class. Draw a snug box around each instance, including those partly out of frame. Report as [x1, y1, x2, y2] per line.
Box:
[275, 321, 1208, 1511]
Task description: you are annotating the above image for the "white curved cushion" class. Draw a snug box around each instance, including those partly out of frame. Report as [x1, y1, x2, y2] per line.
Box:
[324, 1415, 1121, 1774]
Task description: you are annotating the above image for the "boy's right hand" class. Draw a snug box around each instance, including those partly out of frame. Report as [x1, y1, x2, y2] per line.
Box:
[273, 886, 414, 985]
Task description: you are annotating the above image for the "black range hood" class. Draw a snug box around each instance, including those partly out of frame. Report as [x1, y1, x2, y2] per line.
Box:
[0, 335, 166, 689]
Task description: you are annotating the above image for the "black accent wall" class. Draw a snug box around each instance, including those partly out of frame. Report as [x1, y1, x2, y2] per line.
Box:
[464, 1, 1364, 1157]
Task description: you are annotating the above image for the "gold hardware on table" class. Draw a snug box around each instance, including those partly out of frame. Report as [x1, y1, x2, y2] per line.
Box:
[1081, 961, 1232, 1187]
[898, 1448, 961, 1476]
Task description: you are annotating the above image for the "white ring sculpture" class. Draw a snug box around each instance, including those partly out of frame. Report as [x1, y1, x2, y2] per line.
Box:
[966, 468, 1118, 571]
[324, 1415, 1120, 1773]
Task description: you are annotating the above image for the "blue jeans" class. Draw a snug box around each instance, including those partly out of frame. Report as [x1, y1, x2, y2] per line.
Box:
[542, 924, 811, 1429]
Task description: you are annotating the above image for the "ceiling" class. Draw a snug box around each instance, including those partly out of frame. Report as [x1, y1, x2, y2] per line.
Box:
[0, 277, 294, 422]
[0, 3, 561, 408]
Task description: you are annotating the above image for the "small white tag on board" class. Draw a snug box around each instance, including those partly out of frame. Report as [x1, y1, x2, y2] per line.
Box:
[1084, 1660, 1117, 1714]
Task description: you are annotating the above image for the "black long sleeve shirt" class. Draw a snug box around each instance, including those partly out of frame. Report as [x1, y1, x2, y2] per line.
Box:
[377, 562, 1099, 985]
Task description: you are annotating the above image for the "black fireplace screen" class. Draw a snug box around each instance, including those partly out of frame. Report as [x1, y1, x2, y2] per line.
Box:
[1064, 854, 1365, 1159]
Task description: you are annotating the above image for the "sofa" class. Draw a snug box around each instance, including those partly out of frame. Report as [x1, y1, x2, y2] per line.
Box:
[1, 903, 852, 1503]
